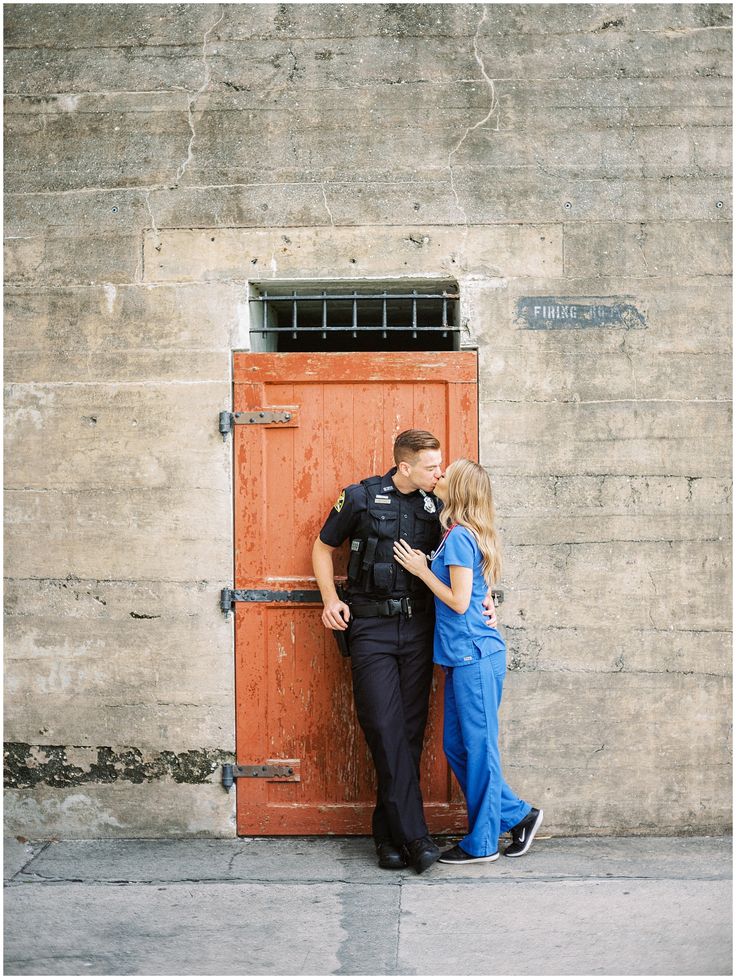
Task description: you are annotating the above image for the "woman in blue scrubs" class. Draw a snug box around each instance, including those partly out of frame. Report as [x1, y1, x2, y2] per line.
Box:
[394, 459, 543, 864]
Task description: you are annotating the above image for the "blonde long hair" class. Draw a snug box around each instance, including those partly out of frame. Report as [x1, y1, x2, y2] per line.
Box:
[440, 459, 502, 586]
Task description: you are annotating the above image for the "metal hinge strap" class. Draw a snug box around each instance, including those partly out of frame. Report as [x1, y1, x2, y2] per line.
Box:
[236, 411, 294, 424]
[219, 409, 297, 440]
[222, 761, 301, 790]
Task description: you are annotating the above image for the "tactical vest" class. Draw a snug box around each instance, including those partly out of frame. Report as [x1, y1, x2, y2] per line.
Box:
[345, 475, 442, 600]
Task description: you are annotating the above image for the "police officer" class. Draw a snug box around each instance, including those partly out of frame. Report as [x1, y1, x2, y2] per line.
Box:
[312, 430, 444, 873]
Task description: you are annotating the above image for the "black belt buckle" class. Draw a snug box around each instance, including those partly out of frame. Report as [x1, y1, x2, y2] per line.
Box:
[372, 598, 413, 618]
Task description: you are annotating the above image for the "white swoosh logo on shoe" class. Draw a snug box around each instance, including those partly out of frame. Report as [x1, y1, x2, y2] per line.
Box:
[518, 829, 526, 843]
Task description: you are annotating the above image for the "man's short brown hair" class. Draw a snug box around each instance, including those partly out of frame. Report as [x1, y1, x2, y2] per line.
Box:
[393, 429, 441, 465]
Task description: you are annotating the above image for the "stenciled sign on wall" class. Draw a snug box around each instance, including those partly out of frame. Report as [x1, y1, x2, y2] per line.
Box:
[515, 297, 646, 330]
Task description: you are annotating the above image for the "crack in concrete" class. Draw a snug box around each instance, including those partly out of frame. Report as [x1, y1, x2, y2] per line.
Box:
[505, 665, 729, 678]
[634, 222, 651, 273]
[418, 873, 733, 884]
[143, 189, 161, 254]
[4, 20, 732, 53]
[320, 183, 335, 226]
[685, 475, 702, 502]
[480, 397, 728, 405]
[9, 874, 401, 887]
[173, 8, 224, 187]
[8, 871, 730, 887]
[5, 378, 228, 387]
[504, 624, 730, 637]
[285, 45, 301, 84]
[620, 332, 639, 399]
[225, 848, 245, 875]
[134, 229, 145, 283]
[646, 571, 659, 628]
[9, 575, 219, 584]
[509, 537, 726, 547]
[393, 879, 403, 973]
[6, 841, 52, 882]
[447, 7, 500, 224]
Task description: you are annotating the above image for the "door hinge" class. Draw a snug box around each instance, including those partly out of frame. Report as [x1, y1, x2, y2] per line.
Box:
[219, 411, 233, 440]
[221, 587, 322, 614]
[219, 408, 299, 440]
[222, 760, 301, 790]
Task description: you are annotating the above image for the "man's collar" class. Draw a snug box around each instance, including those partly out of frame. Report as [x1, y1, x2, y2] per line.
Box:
[382, 467, 398, 493]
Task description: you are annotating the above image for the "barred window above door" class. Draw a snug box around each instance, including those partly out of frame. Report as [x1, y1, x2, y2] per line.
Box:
[248, 281, 460, 352]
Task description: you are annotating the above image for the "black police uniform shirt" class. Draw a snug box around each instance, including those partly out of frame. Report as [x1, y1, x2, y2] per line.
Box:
[319, 466, 442, 604]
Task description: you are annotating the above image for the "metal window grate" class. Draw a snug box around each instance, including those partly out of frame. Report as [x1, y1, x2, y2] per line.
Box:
[250, 289, 460, 341]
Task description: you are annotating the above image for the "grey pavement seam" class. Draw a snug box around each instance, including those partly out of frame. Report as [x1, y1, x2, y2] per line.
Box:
[7, 872, 730, 888]
[6, 875, 398, 887]
[5, 841, 52, 883]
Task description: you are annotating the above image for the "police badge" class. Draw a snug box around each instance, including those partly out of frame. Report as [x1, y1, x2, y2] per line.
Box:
[421, 491, 436, 514]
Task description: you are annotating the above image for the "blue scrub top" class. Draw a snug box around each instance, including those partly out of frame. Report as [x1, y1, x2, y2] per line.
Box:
[430, 524, 506, 667]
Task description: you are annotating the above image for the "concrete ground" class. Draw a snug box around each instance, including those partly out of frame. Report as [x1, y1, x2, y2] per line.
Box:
[3, 836, 732, 976]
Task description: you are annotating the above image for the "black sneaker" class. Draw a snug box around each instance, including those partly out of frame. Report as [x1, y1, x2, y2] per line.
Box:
[504, 807, 543, 857]
[405, 835, 440, 874]
[438, 844, 499, 864]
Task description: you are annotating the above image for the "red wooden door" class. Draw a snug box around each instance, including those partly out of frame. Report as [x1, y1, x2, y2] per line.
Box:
[234, 352, 478, 834]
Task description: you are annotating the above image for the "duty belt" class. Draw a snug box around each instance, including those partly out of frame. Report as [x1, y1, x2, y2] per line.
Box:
[350, 597, 415, 619]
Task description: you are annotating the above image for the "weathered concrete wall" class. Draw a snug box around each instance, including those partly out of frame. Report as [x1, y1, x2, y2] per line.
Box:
[4, 3, 732, 837]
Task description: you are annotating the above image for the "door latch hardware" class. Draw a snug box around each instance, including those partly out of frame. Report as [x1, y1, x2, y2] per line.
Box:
[219, 408, 299, 439]
[221, 588, 322, 614]
[222, 760, 301, 790]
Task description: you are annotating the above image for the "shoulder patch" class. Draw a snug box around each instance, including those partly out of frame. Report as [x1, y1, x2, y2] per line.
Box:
[334, 490, 346, 513]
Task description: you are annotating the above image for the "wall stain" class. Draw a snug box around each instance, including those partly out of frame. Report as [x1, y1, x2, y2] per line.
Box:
[4, 743, 234, 788]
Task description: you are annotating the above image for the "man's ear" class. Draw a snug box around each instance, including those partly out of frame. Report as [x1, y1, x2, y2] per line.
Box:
[398, 460, 411, 477]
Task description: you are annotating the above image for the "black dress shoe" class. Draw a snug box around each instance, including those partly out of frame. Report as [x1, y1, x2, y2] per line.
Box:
[405, 835, 440, 874]
[376, 842, 408, 869]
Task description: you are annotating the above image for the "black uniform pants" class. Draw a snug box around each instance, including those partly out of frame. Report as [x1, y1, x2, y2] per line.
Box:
[349, 612, 435, 846]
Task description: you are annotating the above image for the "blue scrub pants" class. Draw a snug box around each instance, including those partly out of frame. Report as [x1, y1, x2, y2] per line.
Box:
[443, 651, 531, 857]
